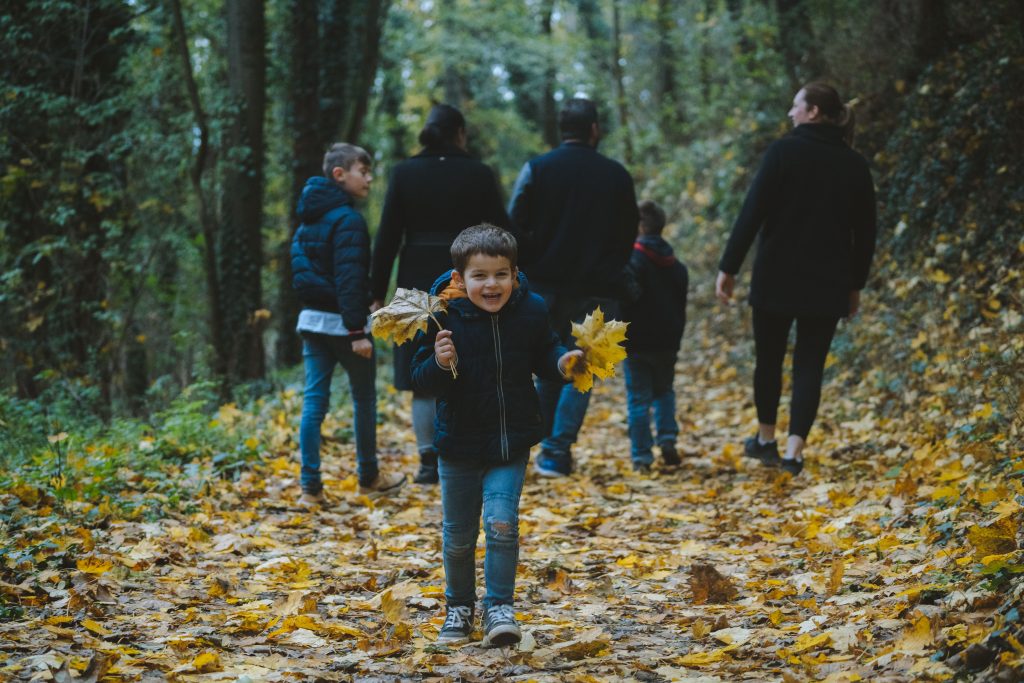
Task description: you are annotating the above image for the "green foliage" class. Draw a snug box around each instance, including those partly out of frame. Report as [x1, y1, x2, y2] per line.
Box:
[0, 381, 268, 523]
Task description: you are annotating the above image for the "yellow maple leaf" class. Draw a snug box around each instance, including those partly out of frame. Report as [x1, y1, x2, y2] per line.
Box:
[967, 518, 1018, 559]
[789, 632, 831, 654]
[567, 306, 628, 393]
[76, 557, 113, 575]
[896, 615, 934, 653]
[191, 651, 222, 673]
[678, 648, 726, 665]
[82, 619, 111, 636]
[370, 287, 447, 346]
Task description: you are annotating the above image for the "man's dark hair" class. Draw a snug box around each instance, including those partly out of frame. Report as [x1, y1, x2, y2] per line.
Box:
[323, 143, 371, 177]
[450, 224, 518, 272]
[558, 98, 598, 141]
[638, 200, 666, 235]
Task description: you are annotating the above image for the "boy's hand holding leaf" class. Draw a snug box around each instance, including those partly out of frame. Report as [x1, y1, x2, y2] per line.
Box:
[563, 306, 629, 392]
[434, 329, 458, 371]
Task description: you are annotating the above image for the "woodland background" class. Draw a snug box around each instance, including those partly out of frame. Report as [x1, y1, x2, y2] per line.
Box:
[1, 1, 1023, 681]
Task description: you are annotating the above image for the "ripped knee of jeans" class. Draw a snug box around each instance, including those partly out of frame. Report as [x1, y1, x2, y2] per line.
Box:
[485, 515, 518, 540]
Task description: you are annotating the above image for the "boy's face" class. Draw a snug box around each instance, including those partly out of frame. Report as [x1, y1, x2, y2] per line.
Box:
[332, 161, 373, 199]
[452, 254, 516, 314]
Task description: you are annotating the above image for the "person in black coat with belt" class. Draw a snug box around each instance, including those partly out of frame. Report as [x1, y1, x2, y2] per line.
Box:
[716, 82, 877, 476]
[370, 105, 509, 485]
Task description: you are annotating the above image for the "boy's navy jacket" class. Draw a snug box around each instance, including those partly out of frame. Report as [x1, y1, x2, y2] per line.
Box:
[622, 235, 688, 353]
[411, 271, 567, 464]
[290, 176, 372, 337]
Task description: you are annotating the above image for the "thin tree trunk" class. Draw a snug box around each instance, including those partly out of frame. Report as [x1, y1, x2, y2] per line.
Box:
[775, 0, 827, 90]
[656, 0, 684, 143]
[539, 0, 558, 148]
[220, 0, 267, 384]
[276, 0, 320, 368]
[611, 0, 633, 165]
[169, 0, 227, 380]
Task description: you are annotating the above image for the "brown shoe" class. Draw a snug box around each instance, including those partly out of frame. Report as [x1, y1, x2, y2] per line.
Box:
[297, 491, 326, 508]
[358, 471, 407, 498]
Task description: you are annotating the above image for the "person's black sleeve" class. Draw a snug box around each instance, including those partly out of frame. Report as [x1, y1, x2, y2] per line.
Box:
[370, 169, 404, 301]
[332, 212, 371, 339]
[718, 142, 783, 274]
[676, 261, 689, 338]
[851, 166, 877, 290]
[616, 171, 640, 268]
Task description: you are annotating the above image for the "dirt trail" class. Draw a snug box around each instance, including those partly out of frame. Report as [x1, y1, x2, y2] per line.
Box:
[2, 305, 992, 681]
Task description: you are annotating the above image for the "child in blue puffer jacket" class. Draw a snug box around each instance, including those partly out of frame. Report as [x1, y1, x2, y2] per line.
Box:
[411, 225, 580, 648]
[291, 143, 406, 506]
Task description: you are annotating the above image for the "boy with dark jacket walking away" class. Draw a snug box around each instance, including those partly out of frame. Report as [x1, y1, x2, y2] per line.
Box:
[291, 143, 406, 506]
[411, 225, 580, 648]
[622, 200, 689, 472]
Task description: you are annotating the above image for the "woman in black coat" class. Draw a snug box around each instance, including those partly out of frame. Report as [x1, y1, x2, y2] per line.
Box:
[370, 104, 509, 484]
[715, 82, 877, 476]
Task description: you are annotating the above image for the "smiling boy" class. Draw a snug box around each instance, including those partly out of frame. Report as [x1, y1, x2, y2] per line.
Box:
[410, 224, 580, 648]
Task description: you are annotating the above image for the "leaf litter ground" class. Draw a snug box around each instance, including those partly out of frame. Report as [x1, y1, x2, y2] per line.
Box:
[2, 293, 1022, 682]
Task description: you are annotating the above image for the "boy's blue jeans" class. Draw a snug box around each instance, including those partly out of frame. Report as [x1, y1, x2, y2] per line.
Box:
[624, 351, 679, 466]
[299, 332, 377, 492]
[439, 456, 527, 610]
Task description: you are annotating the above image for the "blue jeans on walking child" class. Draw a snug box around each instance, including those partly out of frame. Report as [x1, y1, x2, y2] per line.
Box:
[299, 332, 377, 493]
[624, 351, 679, 467]
[439, 456, 527, 610]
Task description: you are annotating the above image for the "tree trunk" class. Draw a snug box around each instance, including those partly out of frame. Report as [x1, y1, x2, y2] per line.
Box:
[220, 0, 267, 384]
[276, 0, 390, 368]
[611, 0, 634, 164]
[775, 0, 827, 90]
[275, 0, 321, 369]
[440, 0, 469, 106]
[656, 0, 684, 144]
[539, 0, 559, 148]
[170, 0, 227, 380]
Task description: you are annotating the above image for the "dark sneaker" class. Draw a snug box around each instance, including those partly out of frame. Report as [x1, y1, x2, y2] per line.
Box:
[482, 603, 521, 648]
[779, 457, 804, 476]
[534, 451, 572, 478]
[413, 450, 439, 485]
[659, 443, 682, 467]
[632, 462, 652, 474]
[744, 435, 780, 466]
[436, 605, 474, 645]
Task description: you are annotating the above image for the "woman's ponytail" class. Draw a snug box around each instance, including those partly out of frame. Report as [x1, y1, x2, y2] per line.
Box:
[838, 103, 855, 147]
[801, 82, 857, 146]
[417, 104, 466, 150]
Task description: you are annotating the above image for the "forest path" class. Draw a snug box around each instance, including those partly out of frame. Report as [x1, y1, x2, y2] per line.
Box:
[4, 299, 987, 682]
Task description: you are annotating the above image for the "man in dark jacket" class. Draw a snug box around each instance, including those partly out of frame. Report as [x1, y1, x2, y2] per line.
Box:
[621, 200, 688, 473]
[291, 142, 406, 505]
[507, 98, 639, 477]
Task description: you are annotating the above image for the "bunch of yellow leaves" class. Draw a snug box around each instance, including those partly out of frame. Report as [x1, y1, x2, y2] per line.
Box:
[370, 287, 463, 377]
[562, 306, 629, 392]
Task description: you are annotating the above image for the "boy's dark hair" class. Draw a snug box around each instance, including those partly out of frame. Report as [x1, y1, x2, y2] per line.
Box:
[638, 199, 666, 235]
[450, 224, 518, 272]
[323, 143, 371, 177]
[558, 98, 598, 141]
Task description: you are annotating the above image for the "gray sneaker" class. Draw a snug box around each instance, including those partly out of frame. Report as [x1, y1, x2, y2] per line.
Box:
[436, 605, 473, 645]
[482, 603, 521, 648]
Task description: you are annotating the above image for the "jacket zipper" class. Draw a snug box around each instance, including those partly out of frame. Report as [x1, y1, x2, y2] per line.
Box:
[491, 316, 509, 460]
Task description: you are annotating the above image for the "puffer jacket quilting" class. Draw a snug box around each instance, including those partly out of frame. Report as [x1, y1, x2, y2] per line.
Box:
[290, 176, 372, 333]
[410, 271, 567, 464]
